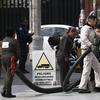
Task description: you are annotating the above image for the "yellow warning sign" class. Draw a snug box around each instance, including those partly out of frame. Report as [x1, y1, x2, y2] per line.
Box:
[35, 52, 53, 70]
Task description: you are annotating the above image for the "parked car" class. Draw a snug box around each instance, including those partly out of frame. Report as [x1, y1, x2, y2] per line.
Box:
[40, 24, 71, 50]
[41, 24, 80, 50]
[41, 24, 71, 36]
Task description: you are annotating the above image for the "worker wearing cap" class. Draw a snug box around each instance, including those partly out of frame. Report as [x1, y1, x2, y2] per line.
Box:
[1, 27, 20, 98]
[78, 15, 100, 93]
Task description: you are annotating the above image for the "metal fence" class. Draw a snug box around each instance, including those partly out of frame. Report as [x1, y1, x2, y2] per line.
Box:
[41, 0, 80, 26]
[0, 0, 80, 40]
[0, 0, 29, 40]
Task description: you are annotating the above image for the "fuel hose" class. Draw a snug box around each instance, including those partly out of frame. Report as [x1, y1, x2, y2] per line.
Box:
[16, 69, 63, 93]
[15, 47, 91, 93]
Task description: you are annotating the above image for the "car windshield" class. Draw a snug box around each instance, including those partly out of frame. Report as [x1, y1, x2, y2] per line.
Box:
[41, 27, 53, 36]
[41, 27, 67, 36]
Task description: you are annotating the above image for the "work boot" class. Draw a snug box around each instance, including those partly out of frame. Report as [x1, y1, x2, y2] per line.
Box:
[78, 89, 91, 93]
[1, 91, 5, 97]
[94, 87, 100, 92]
[1, 88, 6, 97]
[1, 91, 16, 98]
[4, 94, 16, 98]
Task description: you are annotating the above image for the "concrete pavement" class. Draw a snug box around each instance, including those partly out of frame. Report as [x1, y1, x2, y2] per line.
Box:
[1, 85, 100, 100]
[1, 60, 100, 100]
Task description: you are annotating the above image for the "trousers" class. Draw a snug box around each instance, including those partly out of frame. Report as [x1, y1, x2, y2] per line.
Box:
[2, 56, 16, 94]
[57, 51, 69, 86]
[19, 45, 28, 70]
[79, 50, 100, 89]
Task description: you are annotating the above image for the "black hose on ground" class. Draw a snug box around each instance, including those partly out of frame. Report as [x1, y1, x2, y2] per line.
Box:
[16, 69, 63, 93]
[15, 47, 91, 93]
[63, 47, 92, 89]
[16, 68, 81, 93]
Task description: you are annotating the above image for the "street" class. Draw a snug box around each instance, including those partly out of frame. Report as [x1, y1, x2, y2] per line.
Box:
[0, 60, 100, 100]
[1, 85, 100, 100]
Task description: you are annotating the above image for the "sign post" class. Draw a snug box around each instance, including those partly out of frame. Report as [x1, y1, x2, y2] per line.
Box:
[32, 50, 56, 86]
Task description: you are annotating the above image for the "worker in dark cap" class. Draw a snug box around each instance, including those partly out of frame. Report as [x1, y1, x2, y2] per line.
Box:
[78, 14, 100, 93]
[1, 27, 20, 98]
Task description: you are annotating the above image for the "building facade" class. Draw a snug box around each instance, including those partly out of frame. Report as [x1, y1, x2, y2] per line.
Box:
[0, 0, 100, 40]
[84, 0, 100, 20]
[41, 0, 80, 26]
[0, 0, 29, 40]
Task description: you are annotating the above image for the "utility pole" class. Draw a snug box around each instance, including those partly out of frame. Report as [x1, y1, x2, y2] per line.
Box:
[31, 0, 41, 35]
[29, 0, 43, 60]
[29, 0, 41, 35]
[29, 0, 32, 33]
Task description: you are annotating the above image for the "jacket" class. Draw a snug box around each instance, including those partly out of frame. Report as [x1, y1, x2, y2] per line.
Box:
[2, 37, 20, 61]
[81, 25, 95, 49]
[58, 35, 74, 56]
[16, 23, 32, 47]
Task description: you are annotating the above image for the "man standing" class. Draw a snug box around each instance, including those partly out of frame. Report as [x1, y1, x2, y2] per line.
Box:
[1, 27, 19, 98]
[78, 15, 100, 93]
[16, 18, 32, 73]
[56, 27, 77, 87]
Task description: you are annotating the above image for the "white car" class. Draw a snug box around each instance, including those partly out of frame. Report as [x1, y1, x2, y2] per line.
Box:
[41, 24, 71, 36]
[40, 24, 71, 50]
[29, 24, 72, 60]
[29, 24, 80, 61]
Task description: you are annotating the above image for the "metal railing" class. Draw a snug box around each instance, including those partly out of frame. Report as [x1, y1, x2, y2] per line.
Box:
[0, 0, 29, 40]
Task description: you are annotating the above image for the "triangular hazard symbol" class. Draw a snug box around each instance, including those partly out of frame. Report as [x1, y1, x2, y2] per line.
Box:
[35, 52, 53, 70]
